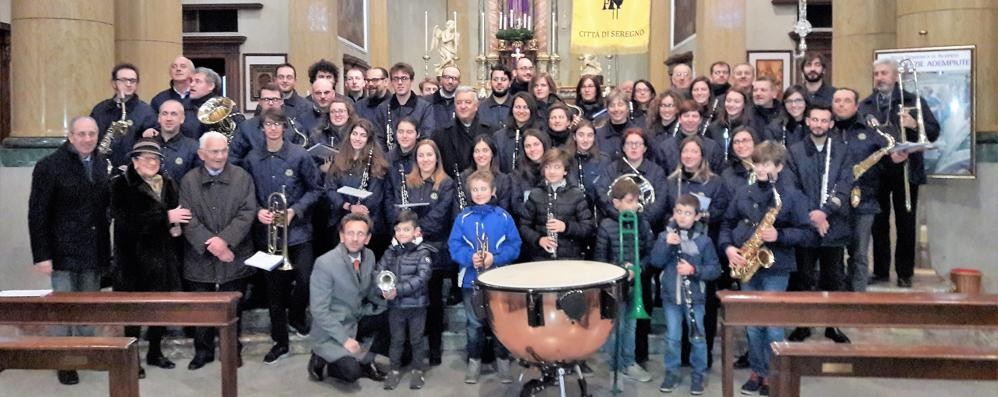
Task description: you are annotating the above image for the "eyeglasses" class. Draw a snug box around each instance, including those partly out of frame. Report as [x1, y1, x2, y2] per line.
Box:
[365, 77, 386, 83]
[672, 72, 691, 78]
[624, 141, 645, 148]
[135, 155, 160, 163]
[202, 149, 227, 156]
[115, 78, 139, 84]
[259, 97, 283, 104]
[391, 76, 411, 83]
[262, 121, 284, 128]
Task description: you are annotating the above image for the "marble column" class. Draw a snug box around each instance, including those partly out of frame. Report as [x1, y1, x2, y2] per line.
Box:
[115, 0, 182, 98]
[695, 0, 745, 77]
[832, 0, 896, 97]
[896, 0, 996, 133]
[647, 0, 671, 91]
[9, 0, 115, 141]
[369, 0, 390, 68]
[288, 0, 340, 93]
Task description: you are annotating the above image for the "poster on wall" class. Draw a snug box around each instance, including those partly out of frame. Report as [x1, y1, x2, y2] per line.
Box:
[243, 54, 287, 112]
[875, 46, 976, 178]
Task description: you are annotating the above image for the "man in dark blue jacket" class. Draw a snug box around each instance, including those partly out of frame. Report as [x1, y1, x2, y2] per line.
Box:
[242, 108, 324, 365]
[859, 58, 940, 288]
[427, 66, 461, 130]
[786, 104, 853, 343]
[373, 63, 435, 151]
[90, 63, 158, 170]
[477, 65, 513, 130]
[150, 56, 193, 113]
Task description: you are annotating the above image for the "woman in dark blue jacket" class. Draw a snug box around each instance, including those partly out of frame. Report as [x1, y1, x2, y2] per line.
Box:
[493, 92, 543, 173]
[458, 135, 514, 213]
[325, 119, 389, 249]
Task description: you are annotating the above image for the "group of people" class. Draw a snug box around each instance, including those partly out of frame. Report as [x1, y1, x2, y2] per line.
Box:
[28, 50, 937, 395]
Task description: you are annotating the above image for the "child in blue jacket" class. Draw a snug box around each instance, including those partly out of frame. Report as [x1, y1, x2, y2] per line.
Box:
[448, 169, 522, 384]
[650, 193, 721, 395]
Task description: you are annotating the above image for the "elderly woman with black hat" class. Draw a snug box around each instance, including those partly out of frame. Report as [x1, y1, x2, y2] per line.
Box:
[110, 138, 192, 374]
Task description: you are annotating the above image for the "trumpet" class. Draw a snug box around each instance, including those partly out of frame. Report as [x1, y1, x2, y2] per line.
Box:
[376, 270, 397, 293]
[198, 96, 238, 142]
[475, 222, 489, 272]
[267, 185, 293, 271]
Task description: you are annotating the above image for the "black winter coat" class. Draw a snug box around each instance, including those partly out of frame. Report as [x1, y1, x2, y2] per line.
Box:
[858, 86, 940, 185]
[787, 136, 853, 247]
[518, 183, 594, 260]
[434, 117, 495, 180]
[90, 94, 158, 168]
[110, 165, 183, 292]
[835, 115, 889, 215]
[376, 241, 435, 308]
[594, 214, 654, 269]
[28, 142, 111, 272]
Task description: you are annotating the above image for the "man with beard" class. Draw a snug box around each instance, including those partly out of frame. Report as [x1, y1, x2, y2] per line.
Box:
[801, 52, 836, 106]
[859, 58, 939, 288]
[274, 63, 313, 121]
[709, 61, 732, 97]
[344, 67, 367, 103]
[477, 64, 513, 130]
[151, 56, 193, 113]
[510, 57, 534, 95]
[428, 66, 461, 130]
[90, 63, 158, 170]
[356, 67, 391, 123]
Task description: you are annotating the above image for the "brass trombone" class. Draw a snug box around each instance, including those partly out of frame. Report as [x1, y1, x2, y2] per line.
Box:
[267, 185, 293, 271]
[618, 210, 651, 320]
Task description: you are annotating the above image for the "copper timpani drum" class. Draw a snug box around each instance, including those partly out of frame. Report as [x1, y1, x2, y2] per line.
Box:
[475, 260, 627, 365]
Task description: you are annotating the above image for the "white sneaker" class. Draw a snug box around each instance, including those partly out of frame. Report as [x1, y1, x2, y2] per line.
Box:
[621, 363, 652, 382]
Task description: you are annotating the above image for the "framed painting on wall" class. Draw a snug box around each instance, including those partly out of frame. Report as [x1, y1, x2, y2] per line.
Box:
[671, 0, 696, 49]
[875, 45, 976, 178]
[747, 50, 792, 94]
[339, 0, 368, 52]
[243, 54, 287, 112]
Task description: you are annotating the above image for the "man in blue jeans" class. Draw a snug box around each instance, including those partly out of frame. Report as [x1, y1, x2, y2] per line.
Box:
[28, 116, 111, 386]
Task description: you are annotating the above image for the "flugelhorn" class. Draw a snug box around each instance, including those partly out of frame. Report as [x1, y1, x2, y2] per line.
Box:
[267, 185, 293, 271]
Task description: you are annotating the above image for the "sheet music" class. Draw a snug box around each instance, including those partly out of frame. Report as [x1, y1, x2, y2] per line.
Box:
[245, 251, 284, 271]
[890, 142, 934, 154]
[0, 289, 53, 297]
[337, 186, 373, 200]
[307, 143, 338, 160]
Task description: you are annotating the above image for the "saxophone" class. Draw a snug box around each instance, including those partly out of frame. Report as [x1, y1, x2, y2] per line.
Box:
[851, 115, 896, 207]
[730, 181, 782, 283]
[98, 94, 133, 173]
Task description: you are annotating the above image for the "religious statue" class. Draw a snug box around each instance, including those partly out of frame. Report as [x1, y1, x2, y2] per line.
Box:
[432, 20, 460, 76]
[579, 54, 602, 77]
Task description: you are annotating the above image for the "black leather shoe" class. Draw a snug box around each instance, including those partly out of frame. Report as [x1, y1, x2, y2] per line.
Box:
[289, 321, 310, 337]
[307, 353, 327, 381]
[825, 327, 851, 343]
[428, 356, 442, 366]
[897, 277, 912, 288]
[187, 353, 214, 370]
[147, 354, 176, 369]
[57, 370, 79, 385]
[869, 276, 889, 285]
[787, 327, 812, 342]
[361, 362, 387, 381]
[138, 366, 146, 379]
[733, 352, 750, 369]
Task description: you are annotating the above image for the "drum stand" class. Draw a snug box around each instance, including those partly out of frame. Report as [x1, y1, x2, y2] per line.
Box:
[519, 362, 591, 397]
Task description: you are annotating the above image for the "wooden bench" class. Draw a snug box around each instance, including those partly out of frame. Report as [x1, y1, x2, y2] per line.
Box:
[769, 342, 998, 397]
[718, 291, 998, 397]
[0, 336, 140, 397]
[0, 292, 241, 397]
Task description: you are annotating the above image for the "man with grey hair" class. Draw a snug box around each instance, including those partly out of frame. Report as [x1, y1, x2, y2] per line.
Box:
[28, 116, 111, 385]
[151, 55, 195, 112]
[432, 86, 493, 180]
[179, 131, 258, 369]
[185, 67, 244, 139]
[859, 58, 940, 288]
[428, 66, 462, 130]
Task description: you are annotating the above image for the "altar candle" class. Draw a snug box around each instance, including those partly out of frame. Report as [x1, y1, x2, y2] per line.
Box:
[424, 11, 429, 52]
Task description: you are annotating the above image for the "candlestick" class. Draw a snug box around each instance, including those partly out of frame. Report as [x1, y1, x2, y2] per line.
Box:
[480, 11, 486, 52]
[527, 15, 531, 30]
[424, 11, 429, 53]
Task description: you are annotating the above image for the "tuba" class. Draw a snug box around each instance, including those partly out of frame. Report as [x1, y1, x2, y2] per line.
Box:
[607, 158, 655, 212]
[267, 185, 293, 271]
[730, 179, 781, 283]
[198, 96, 238, 142]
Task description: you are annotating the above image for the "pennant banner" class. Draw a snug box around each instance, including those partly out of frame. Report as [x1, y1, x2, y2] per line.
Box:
[570, 0, 651, 55]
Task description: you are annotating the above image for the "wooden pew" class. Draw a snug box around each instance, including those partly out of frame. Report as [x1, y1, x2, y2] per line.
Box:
[0, 336, 140, 397]
[718, 291, 998, 397]
[769, 341, 998, 397]
[0, 292, 241, 397]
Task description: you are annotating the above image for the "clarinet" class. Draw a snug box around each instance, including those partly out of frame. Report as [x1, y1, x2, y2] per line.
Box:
[820, 136, 832, 207]
[546, 184, 558, 259]
[699, 97, 719, 136]
[357, 146, 374, 204]
[398, 163, 410, 207]
[668, 223, 704, 341]
[385, 110, 395, 152]
[722, 127, 730, 162]
[454, 163, 468, 210]
[512, 128, 521, 170]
